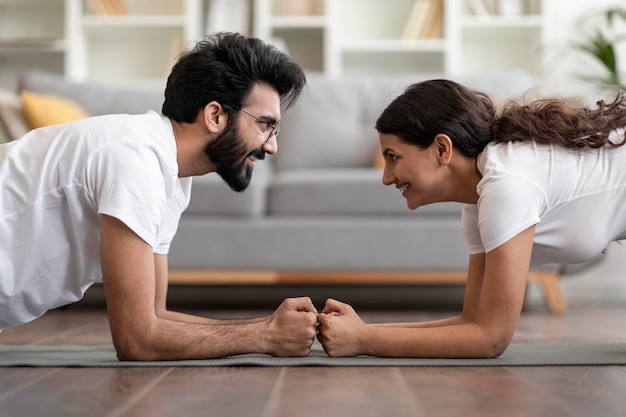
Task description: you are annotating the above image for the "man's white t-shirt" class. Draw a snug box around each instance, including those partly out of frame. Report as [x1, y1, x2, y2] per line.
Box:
[462, 139, 626, 266]
[0, 111, 192, 329]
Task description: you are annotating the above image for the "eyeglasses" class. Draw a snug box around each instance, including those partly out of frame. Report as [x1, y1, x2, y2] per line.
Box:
[231, 105, 281, 144]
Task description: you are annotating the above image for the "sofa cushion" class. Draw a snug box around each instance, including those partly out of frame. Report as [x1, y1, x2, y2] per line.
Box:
[20, 90, 88, 129]
[269, 168, 461, 216]
[170, 216, 469, 270]
[274, 72, 387, 172]
[0, 122, 8, 144]
[0, 88, 29, 141]
[19, 70, 164, 116]
[185, 162, 271, 217]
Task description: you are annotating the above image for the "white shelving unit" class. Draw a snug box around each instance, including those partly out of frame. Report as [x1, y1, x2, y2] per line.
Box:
[253, 0, 330, 73]
[0, 0, 554, 89]
[65, 0, 203, 83]
[328, 0, 451, 76]
[449, 0, 545, 78]
[0, 0, 67, 90]
[254, 0, 547, 80]
[0, 0, 205, 89]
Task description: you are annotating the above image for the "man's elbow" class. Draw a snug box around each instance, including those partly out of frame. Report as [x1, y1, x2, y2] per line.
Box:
[112, 333, 161, 361]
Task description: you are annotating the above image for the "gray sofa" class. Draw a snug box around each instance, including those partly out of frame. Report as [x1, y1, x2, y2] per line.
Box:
[2, 69, 568, 312]
[173, 71, 530, 272]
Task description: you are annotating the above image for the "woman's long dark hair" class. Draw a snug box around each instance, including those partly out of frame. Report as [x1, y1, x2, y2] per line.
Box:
[375, 79, 626, 156]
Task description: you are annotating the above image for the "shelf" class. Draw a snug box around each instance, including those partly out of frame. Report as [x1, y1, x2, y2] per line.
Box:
[461, 15, 542, 28]
[62, 0, 204, 82]
[341, 38, 446, 53]
[81, 14, 188, 28]
[0, 0, 66, 90]
[269, 15, 327, 28]
[0, 38, 66, 52]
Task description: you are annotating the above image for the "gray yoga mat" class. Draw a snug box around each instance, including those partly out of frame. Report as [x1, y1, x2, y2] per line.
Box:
[1, 343, 626, 367]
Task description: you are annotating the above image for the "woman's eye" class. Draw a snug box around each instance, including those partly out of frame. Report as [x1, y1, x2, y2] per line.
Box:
[389, 154, 398, 162]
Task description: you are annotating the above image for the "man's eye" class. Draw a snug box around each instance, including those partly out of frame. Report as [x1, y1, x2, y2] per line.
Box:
[259, 121, 270, 131]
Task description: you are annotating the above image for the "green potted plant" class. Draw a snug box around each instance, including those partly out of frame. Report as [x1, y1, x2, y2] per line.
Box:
[571, 6, 626, 92]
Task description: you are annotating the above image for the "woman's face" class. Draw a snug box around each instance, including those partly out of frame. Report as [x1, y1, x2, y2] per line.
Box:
[379, 133, 444, 210]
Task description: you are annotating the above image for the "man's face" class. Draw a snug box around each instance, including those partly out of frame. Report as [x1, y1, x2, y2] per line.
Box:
[203, 120, 265, 192]
[204, 83, 281, 192]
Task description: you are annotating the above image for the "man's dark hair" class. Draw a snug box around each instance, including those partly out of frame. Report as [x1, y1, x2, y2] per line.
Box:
[162, 32, 306, 123]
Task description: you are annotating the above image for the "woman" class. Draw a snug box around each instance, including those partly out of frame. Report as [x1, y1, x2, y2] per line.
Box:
[316, 79, 626, 358]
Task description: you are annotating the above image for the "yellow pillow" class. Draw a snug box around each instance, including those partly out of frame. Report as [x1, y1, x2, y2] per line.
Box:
[20, 90, 88, 129]
[373, 148, 385, 169]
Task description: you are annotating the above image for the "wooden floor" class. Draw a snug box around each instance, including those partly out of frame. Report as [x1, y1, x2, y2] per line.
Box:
[1, 300, 626, 417]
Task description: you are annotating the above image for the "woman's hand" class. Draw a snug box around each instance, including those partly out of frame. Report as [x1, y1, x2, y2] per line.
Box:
[317, 298, 368, 357]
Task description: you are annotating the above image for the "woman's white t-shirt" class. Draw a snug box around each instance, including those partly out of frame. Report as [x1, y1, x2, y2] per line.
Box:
[0, 111, 192, 329]
[462, 139, 626, 266]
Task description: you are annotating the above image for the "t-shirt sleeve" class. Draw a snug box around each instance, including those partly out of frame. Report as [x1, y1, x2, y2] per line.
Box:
[466, 173, 545, 254]
[87, 140, 169, 249]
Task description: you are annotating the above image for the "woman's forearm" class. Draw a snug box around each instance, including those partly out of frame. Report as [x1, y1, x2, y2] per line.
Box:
[362, 322, 510, 359]
[374, 315, 469, 329]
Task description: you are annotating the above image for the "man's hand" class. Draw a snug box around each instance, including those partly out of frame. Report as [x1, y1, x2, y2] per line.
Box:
[317, 298, 368, 357]
[264, 297, 318, 356]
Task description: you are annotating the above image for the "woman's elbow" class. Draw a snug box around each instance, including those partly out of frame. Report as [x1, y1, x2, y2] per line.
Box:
[479, 331, 514, 359]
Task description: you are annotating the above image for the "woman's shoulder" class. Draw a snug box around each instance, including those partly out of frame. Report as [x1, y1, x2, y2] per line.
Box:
[478, 141, 546, 174]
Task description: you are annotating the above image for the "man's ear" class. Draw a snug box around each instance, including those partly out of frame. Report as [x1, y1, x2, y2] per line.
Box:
[202, 101, 227, 134]
[434, 134, 453, 166]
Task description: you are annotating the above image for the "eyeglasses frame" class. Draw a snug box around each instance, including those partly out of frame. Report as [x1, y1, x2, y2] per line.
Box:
[229, 104, 280, 144]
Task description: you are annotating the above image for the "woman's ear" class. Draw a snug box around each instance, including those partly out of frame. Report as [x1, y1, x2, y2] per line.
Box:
[434, 134, 453, 165]
[202, 101, 226, 134]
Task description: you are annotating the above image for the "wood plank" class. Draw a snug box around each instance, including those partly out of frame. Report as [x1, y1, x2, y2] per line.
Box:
[262, 367, 422, 417]
[120, 368, 281, 417]
[400, 367, 567, 417]
[513, 367, 626, 417]
[168, 269, 560, 285]
[168, 269, 475, 285]
[0, 368, 61, 402]
[0, 368, 170, 417]
[0, 310, 109, 345]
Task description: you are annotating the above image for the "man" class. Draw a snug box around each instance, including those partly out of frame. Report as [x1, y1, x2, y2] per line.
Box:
[0, 32, 318, 360]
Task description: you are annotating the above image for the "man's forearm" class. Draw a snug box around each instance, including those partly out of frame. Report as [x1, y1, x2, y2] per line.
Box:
[111, 298, 318, 361]
[156, 309, 267, 325]
[113, 317, 271, 361]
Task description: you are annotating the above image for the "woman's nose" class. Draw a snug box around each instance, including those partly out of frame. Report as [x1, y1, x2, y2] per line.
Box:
[381, 165, 394, 186]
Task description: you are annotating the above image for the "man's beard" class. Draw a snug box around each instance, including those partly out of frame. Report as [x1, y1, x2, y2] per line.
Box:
[203, 120, 265, 192]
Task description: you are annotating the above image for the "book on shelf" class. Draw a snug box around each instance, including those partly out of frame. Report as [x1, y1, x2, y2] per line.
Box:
[88, 0, 129, 15]
[421, 0, 444, 39]
[466, 0, 491, 16]
[402, 0, 444, 40]
[206, 0, 251, 36]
